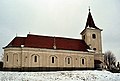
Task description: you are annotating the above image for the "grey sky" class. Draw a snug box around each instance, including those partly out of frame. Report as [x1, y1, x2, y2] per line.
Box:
[0, 0, 120, 61]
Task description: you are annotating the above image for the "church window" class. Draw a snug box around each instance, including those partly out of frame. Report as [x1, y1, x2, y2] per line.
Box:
[92, 34, 96, 39]
[65, 57, 71, 65]
[52, 57, 54, 63]
[82, 58, 85, 65]
[93, 48, 96, 51]
[68, 58, 70, 64]
[7, 55, 8, 62]
[34, 56, 37, 62]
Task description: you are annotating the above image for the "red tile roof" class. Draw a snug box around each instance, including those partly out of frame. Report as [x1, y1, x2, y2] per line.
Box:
[6, 34, 90, 52]
[7, 37, 26, 47]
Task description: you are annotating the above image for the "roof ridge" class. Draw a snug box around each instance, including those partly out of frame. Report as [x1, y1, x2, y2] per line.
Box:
[27, 34, 82, 40]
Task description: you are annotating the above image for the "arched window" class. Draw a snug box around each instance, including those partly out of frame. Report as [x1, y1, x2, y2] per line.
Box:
[82, 58, 85, 65]
[49, 56, 57, 64]
[7, 55, 8, 62]
[65, 57, 71, 65]
[92, 34, 96, 39]
[52, 57, 54, 63]
[34, 56, 37, 62]
[68, 58, 70, 64]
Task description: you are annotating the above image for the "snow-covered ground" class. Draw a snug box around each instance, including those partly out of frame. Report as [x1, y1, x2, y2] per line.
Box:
[0, 70, 120, 81]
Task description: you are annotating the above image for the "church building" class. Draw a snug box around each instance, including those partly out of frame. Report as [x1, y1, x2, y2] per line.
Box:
[3, 9, 104, 71]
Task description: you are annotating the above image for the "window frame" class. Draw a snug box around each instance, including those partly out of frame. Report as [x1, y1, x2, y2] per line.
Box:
[65, 57, 72, 65]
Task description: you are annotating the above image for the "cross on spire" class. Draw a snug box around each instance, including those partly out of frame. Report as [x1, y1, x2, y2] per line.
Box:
[89, 6, 90, 12]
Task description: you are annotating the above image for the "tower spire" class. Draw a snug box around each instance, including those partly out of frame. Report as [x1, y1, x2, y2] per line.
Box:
[85, 7, 99, 29]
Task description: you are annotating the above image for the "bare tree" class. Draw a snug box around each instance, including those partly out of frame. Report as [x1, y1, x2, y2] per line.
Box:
[104, 51, 116, 70]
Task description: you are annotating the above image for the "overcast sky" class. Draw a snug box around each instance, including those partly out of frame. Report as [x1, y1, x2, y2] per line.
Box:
[0, 0, 120, 61]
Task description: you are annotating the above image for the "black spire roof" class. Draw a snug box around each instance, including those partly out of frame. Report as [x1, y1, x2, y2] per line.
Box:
[85, 9, 99, 29]
[81, 8, 102, 34]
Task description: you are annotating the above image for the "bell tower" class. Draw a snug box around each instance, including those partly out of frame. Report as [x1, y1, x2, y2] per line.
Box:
[81, 8, 103, 54]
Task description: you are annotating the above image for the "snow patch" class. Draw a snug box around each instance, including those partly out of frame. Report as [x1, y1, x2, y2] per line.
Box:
[0, 70, 120, 81]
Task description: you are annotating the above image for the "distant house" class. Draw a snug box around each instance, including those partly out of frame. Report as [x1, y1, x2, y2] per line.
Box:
[3, 9, 104, 71]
